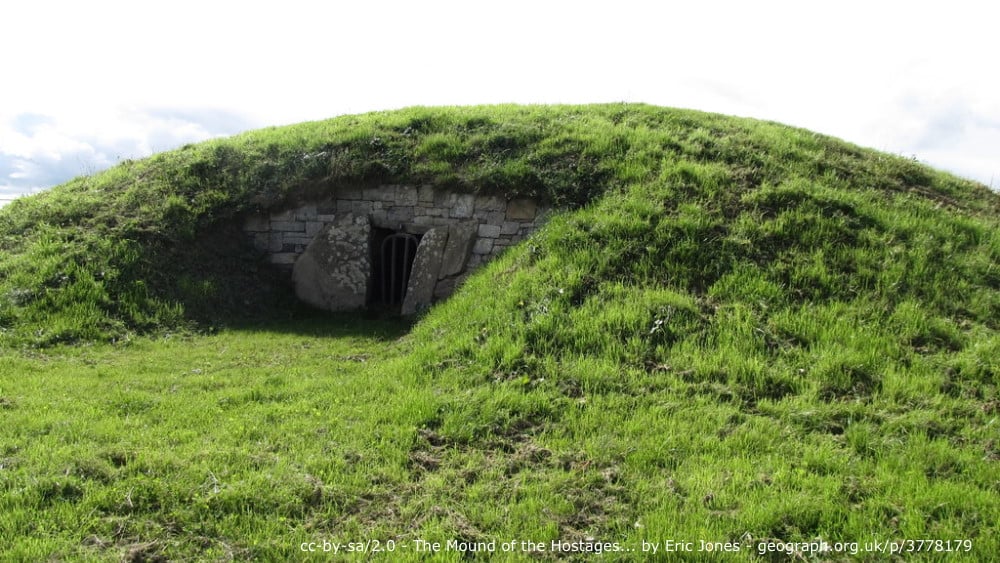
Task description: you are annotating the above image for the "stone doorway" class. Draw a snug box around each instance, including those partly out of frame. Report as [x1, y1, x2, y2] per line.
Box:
[370, 228, 421, 307]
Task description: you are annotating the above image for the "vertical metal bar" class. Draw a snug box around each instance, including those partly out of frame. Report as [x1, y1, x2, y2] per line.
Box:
[381, 237, 389, 305]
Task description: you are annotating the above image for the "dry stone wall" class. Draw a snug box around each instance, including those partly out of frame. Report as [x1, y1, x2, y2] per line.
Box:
[242, 184, 548, 313]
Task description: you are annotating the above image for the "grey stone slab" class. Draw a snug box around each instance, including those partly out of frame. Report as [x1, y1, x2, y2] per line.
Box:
[500, 221, 521, 235]
[270, 209, 295, 221]
[474, 194, 507, 212]
[396, 185, 418, 206]
[387, 206, 414, 223]
[472, 238, 494, 255]
[440, 222, 476, 278]
[292, 213, 371, 312]
[418, 185, 435, 203]
[449, 194, 475, 218]
[478, 224, 501, 238]
[402, 227, 448, 316]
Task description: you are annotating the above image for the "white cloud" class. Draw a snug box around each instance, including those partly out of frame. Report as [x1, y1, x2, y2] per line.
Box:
[0, 0, 996, 198]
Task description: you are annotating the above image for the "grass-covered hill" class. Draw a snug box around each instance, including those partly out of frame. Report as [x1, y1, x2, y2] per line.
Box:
[2, 104, 999, 560]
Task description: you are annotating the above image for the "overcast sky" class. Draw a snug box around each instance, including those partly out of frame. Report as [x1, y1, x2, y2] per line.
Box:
[2, 0, 998, 205]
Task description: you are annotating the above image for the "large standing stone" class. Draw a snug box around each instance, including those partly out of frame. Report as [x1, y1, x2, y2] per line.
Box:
[439, 222, 477, 278]
[402, 227, 448, 315]
[292, 213, 371, 312]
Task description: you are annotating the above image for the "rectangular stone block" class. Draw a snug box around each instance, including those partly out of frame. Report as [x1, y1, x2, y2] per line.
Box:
[352, 200, 373, 214]
[450, 194, 475, 218]
[375, 185, 398, 202]
[387, 206, 414, 223]
[270, 209, 295, 221]
[474, 194, 506, 212]
[478, 224, 501, 238]
[271, 221, 305, 232]
[486, 211, 506, 224]
[317, 214, 337, 222]
[396, 185, 418, 206]
[418, 185, 435, 203]
[500, 221, 521, 235]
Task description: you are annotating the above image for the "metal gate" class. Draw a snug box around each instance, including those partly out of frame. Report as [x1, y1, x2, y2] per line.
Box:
[380, 233, 419, 306]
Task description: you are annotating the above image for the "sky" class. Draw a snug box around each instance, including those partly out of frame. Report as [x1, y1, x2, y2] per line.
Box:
[2, 0, 998, 206]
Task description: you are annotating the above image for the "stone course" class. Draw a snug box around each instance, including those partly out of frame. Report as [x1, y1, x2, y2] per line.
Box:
[243, 184, 549, 313]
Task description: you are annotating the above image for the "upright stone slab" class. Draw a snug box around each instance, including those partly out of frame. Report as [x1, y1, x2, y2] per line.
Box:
[401, 227, 448, 315]
[292, 213, 370, 312]
[439, 222, 477, 278]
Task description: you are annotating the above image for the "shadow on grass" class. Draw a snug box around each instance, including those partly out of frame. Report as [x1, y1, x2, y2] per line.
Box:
[220, 303, 416, 342]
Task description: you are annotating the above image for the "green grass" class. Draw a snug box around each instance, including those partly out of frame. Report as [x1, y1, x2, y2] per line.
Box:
[1, 104, 998, 560]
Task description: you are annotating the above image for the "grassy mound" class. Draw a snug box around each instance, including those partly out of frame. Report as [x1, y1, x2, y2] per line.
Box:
[2, 104, 995, 346]
[1, 104, 999, 559]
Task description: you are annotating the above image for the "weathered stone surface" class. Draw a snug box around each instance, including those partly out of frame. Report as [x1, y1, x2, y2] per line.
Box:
[418, 185, 435, 203]
[433, 277, 457, 300]
[472, 238, 494, 255]
[449, 194, 475, 218]
[475, 194, 506, 212]
[440, 222, 476, 278]
[506, 199, 537, 220]
[478, 223, 501, 238]
[397, 185, 418, 206]
[292, 213, 370, 312]
[500, 221, 521, 235]
[402, 227, 448, 316]
[271, 209, 296, 221]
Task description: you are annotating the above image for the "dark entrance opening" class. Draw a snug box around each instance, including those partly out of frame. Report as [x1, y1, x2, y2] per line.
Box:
[370, 227, 420, 307]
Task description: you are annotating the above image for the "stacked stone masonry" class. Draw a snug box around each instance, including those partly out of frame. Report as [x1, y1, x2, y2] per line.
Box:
[242, 184, 548, 313]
